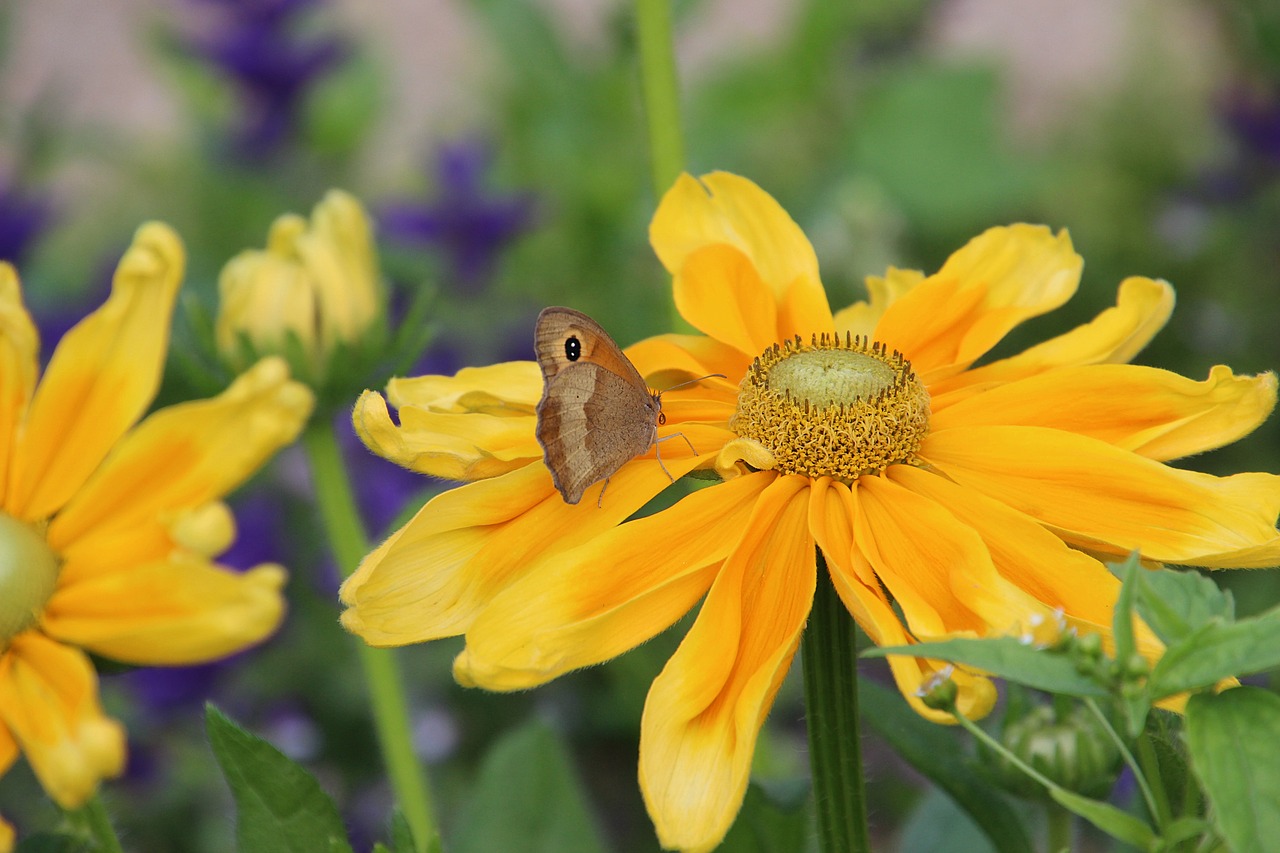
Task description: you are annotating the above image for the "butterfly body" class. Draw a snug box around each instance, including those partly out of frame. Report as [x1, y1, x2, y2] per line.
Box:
[534, 307, 664, 505]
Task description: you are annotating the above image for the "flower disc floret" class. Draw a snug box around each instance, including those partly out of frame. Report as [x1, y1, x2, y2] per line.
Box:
[732, 332, 930, 480]
[0, 514, 58, 642]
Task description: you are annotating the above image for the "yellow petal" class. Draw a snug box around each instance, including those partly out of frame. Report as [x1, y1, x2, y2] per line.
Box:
[0, 264, 38, 511]
[216, 251, 318, 364]
[931, 277, 1175, 401]
[625, 334, 752, 387]
[1, 812, 12, 853]
[922, 425, 1280, 568]
[386, 361, 543, 412]
[833, 267, 925, 337]
[0, 633, 125, 808]
[651, 172, 832, 335]
[340, 436, 721, 645]
[674, 244, 779, 357]
[932, 364, 1276, 461]
[47, 358, 313, 568]
[639, 474, 812, 853]
[42, 560, 286, 665]
[293, 190, 381, 349]
[874, 225, 1081, 381]
[7, 223, 184, 522]
[456, 472, 773, 690]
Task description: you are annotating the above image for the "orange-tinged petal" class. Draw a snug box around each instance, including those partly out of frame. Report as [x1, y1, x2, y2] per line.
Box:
[639, 474, 813, 853]
[0, 633, 124, 808]
[856, 473, 1056, 638]
[833, 268, 924, 337]
[41, 559, 285, 665]
[0, 264, 38, 510]
[6, 224, 184, 522]
[922, 425, 1280, 568]
[930, 277, 1175, 401]
[674, 244, 779, 357]
[625, 334, 752, 389]
[932, 364, 1276, 460]
[808, 477, 998, 722]
[386, 361, 543, 412]
[355, 389, 541, 482]
[47, 358, 312, 566]
[455, 473, 774, 690]
[875, 225, 1080, 381]
[340, 433, 722, 646]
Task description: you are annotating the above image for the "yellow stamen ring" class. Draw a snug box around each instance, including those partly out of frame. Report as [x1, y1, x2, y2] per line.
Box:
[731, 332, 930, 480]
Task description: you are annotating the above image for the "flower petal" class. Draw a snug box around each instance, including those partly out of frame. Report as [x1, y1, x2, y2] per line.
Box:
[808, 477, 998, 722]
[874, 225, 1081, 381]
[47, 358, 313, 572]
[42, 560, 286, 665]
[930, 277, 1174, 400]
[922, 425, 1280, 568]
[1, 813, 12, 853]
[625, 334, 752, 388]
[386, 361, 543, 412]
[639, 474, 813, 853]
[0, 264, 38, 511]
[932, 364, 1276, 461]
[340, 431, 725, 646]
[0, 633, 125, 808]
[455, 472, 775, 690]
[652, 172, 832, 336]
[833, 268, 924, 337]
[7, 224, 184, 522]
[674, 244, 779, 357]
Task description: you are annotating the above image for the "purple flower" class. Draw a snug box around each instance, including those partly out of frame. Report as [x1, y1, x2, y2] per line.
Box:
[0, 177, 55, 267]
[1223, 86, 1280, 166]
[184, 0, 348, 160]
[379, 141, 537, 294]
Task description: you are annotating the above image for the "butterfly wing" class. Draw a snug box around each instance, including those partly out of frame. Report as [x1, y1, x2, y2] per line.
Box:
[534, 307, 648, 389]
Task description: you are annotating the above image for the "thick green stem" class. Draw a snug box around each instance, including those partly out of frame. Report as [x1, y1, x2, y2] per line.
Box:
[75, 793, 124, 853]
[635, 0, 686, 199]
[303, 424, 437, 852]
[1046, 801, 1073, 853]
[802, 557, 872, 853]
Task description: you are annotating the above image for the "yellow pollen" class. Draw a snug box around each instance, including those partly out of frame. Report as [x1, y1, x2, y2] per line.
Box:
[731, 332, 930, 480]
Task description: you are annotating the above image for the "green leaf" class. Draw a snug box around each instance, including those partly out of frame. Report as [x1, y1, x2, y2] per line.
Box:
[1148, 607, 1280, 698]
[205, 704, 354, 853]
[1133, 565, 1233, 644]
[859, 680, 1033, 853]
[1109, 554, 1140, 667]
[1185, 687, 1280, 853]
[898, 788, 999, 853]
[1048, 789, 1156, 848]
[716, 780, 812, 853]
[453, 720, 608, 853]
[863, 637, 1109, 698]
[14, 835, 92, 853]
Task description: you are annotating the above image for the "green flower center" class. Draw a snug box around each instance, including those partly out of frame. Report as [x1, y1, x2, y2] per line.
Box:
[0, 512, 60, 643]
[731, 332, 930, 479]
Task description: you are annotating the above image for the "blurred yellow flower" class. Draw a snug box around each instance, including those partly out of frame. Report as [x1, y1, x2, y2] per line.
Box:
[0, 225, 313, 817]
[341, 172, 1280, 852]
[0, 815, 10, 853]
[217, 189, 383, 385]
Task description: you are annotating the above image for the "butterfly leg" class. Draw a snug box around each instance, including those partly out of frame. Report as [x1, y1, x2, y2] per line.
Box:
[653, 432, 700, 484]
[596, 477, 611, 509]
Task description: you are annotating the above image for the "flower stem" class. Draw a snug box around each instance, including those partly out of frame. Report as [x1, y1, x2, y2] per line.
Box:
[1046, 801, 1073, 853]
[802, 556, 872, 853]
[303, 423, 438, 852]
[74, 793, 124, 853]
[635, 0, 685, 199]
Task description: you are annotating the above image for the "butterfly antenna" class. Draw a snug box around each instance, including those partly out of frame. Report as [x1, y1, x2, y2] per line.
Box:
[659, 373, 728, 394]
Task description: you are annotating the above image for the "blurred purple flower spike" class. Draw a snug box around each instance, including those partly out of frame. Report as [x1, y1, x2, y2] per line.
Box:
[378, 141, 537, 294]
[185, 0, 348, 160]
[0, 176, 55, 267]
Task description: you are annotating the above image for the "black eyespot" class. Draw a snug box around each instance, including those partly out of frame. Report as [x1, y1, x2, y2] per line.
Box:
[565, 336, 581, 361]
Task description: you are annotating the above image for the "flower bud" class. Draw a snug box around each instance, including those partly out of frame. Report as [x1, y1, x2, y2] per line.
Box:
[987, 704, 1122, 801]
[216, 190, 383, 386]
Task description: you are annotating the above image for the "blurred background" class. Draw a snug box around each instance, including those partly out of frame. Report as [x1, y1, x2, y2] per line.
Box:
[2, 0, 1279, 850]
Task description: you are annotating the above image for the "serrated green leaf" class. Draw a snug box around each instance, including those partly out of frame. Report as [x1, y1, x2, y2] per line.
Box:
[716, 780, 812, 853]
[1048, 789, 1156, 848]
[863, 638, 1108, 697]
[859, 680, 1033, 853]
[453, 720, 607, 853]
[1149, 607, 1280, 698]
[1185, 687, 1280, 853]
[205, 704, 354, 853]
[1134, 566, 1233, 644]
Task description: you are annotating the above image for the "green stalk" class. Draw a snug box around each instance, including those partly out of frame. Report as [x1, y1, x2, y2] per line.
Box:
[802, 556, 872, 853]
[303, 424, 438, 852]
[74, 793, 124, 853]
[1046, 801, 1073, 853]
[635, 0, 686, 200]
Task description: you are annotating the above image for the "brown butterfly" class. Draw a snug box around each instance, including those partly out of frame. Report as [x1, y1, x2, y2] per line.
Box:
[534, 307, 720, 506]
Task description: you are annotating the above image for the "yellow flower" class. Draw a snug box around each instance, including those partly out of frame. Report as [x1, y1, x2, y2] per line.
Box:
[341, 172, 1280, 852]
[0, 225, 313, 817]
[217, 189, 383, 385]
[0, 816, 10, 853]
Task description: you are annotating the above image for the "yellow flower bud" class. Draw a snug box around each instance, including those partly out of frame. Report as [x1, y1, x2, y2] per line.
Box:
[216, 190, 383, 384]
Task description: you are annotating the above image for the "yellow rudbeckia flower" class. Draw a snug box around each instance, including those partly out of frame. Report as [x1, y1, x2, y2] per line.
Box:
[0, 224, 313, 818]
[341, 172, 1280, 852]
